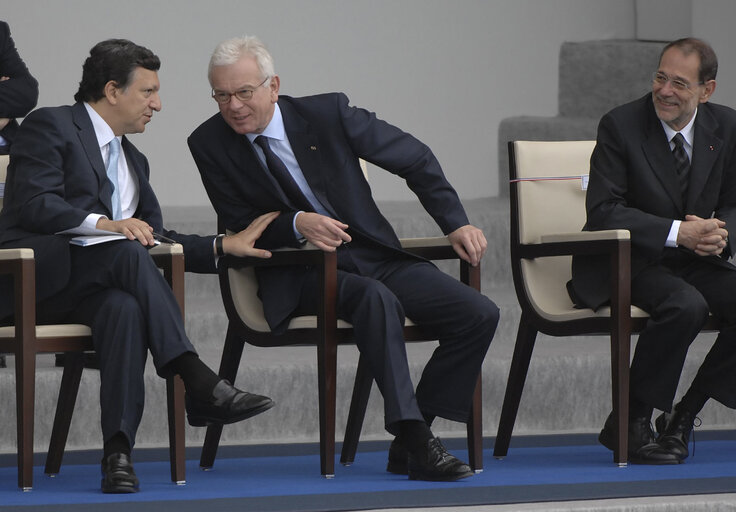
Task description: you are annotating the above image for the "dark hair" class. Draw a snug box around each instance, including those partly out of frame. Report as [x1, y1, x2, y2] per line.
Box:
[74, 39, 160, 103]
[660, 37, 718, 83]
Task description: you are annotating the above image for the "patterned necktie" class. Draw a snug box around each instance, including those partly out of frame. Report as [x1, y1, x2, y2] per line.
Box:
[254, 135, 313, 211]
[672, 133, 690, 202]
[106, 137, 122, 220]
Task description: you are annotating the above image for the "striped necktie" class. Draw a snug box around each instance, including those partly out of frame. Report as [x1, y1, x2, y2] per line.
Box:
[671, 133, 690, 203]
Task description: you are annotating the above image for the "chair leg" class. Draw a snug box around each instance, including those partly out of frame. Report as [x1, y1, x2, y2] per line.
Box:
[16, 347, 36, 490]
[611, 328, 630, 466]
[44, 352, 85, 476]
[167, 375, 186, 483]
[317, 337, 338, 477]
[340, 355, 372, 466]
[493, 315, 538, 458]
[466, 373, 483, 471]
[200, 324, 245, 470]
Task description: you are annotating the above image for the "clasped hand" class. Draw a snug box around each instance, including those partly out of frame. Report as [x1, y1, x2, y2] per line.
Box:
[677, 214, 729, 256]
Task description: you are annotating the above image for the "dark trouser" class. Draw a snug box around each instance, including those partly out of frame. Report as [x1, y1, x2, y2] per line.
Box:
[294, 240, 499, 435]
[37, 241, 195, 447]
[630, 254, 736, 412]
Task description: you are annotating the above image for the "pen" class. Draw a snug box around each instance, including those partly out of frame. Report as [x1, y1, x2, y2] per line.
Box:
[153, 232, 177, 244]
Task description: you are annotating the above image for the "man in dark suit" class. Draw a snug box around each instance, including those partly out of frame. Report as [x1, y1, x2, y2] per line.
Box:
[0, 20, 38, 155]
[188, 36, 499, 481]
[571, 38, 736, 465]
[0, 39, 278, 493]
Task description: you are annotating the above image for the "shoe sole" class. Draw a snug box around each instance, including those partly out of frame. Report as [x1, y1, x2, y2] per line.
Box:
[600, 431, 682, 465]
[408, 470, 475, 482]
[386, 460, 408, 475]
[101, 479, 139, 493]
[187, 400, 275, 427]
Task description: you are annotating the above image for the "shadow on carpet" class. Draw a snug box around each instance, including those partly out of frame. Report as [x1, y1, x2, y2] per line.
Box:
[2, 433, 736, 511]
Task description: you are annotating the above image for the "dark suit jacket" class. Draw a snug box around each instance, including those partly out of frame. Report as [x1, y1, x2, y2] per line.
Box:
[571, 94, 736, 309]
[0, 21, 38, 152]
[188, 92, 469, 330]
[0, 102, 216, 319]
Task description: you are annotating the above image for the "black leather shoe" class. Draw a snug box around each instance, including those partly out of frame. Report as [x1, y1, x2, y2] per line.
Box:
[655, 407, 697, 460]
[407, 437, 474, 481]
[101, 453, 139, 494]
[598, 413, 680, 465]
[186, 379, 274, 427]
[386, 437, 408, 475]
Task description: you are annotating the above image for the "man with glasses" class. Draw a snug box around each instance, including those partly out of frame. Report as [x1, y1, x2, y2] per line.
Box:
[188, 35, 499, 481]
[570, 38, 736, 464]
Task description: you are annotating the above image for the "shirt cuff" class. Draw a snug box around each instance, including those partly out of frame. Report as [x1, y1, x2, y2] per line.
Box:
[56, 213, 107, 235]
[665, 220, 681, 248]
[293, 210, 306, 242]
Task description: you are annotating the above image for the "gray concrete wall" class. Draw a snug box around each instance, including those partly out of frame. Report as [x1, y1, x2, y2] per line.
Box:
[2, 0, 634, 205]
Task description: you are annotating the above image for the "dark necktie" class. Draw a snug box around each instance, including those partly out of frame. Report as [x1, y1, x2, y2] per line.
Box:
[254, 136, 313, 212]
[672, 133, 690, 202]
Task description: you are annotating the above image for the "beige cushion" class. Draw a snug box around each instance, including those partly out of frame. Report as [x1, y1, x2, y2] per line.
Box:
[512, 140, 647, 321]
[0, 324, 92, 339]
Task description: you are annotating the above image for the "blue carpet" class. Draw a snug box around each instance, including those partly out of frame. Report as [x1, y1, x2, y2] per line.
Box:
[2, 434, 736, 511]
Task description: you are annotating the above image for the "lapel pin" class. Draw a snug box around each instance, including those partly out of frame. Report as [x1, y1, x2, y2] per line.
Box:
[310, 146, 317, 151]
[710, 145, 715, 151]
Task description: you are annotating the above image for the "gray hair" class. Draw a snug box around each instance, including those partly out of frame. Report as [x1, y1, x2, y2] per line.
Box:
[208, 35, 276, 84]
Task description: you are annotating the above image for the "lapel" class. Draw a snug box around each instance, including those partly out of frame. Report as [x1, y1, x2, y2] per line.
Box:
[641, 99, 684, 211]
[72, 102, 114, 216]
[279, 99, 338, 218]
[687, 103, 722, 208]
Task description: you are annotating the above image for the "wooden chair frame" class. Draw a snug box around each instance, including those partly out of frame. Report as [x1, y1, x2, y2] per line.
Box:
[493, 140, 717, 466]
[200, 228, 483, 477]
[0, 244, 187, 490]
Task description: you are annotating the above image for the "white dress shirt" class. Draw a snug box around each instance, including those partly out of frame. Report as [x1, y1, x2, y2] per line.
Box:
[660, 109, 696, 248]
[57, 103, 139, 235]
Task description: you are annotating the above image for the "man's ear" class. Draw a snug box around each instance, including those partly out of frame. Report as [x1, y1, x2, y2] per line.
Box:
[700, 79, 716, 104]
[103, 80, 120, 105]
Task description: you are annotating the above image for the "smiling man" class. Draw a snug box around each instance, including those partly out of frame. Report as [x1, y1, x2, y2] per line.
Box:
[0, 39, 278, 493]
[570, 38, 736, 465]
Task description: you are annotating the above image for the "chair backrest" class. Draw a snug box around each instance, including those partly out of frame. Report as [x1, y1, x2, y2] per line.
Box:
[0, 154, 8, 210]
[509, 140, 596, 319]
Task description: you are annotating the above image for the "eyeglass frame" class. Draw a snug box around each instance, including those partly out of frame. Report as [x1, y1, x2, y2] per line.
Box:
[652, 71, 704, 93]
[211, 76, 271, 104]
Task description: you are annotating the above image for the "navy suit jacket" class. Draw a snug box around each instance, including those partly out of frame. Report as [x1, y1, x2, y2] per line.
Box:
[0, 102, 216, 319]
[0, 21, 38, 151]
[571, 94, 736, 309]
[189, 93, 469, 330]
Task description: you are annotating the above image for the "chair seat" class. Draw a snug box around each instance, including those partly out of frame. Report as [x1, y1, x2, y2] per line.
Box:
[535, 304, 649, 323]
[0, 324, 92, 339]
[282, 316, 417, 332]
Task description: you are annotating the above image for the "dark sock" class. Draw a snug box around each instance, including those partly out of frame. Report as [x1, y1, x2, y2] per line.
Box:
[168, 352, 220, 401]
[103, 432, 131, 458]
[397, 420, 433, 453]
[628, 395, 653, 421]
[422, 412, 435, 427]
[677, 388, 708, 416]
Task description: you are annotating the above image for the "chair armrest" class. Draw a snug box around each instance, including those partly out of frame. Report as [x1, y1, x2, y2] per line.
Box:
[0, 248, 34, 261]
[399, 236, 459, 260]
[148, 243, 184, 257]
[519, 229, 631, 259]
[540, 229, 630, 244]
[222, 242, 328, 270]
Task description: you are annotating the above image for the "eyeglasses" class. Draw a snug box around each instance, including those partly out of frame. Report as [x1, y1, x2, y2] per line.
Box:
[211, 76, 270, 104]
[652, 71, 703, 92]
